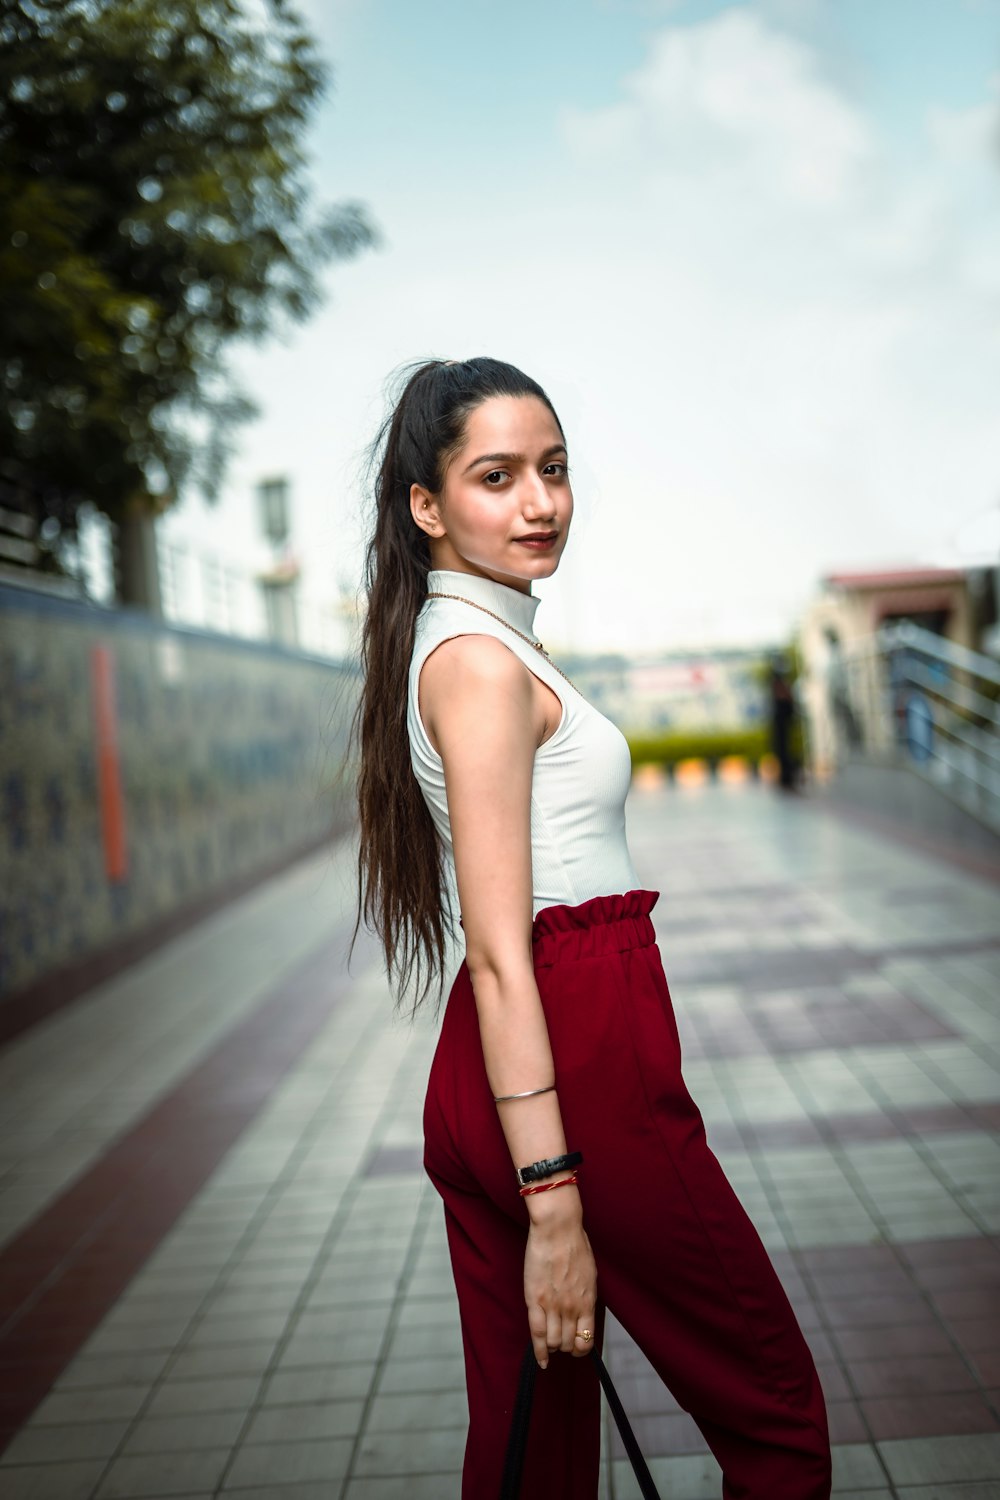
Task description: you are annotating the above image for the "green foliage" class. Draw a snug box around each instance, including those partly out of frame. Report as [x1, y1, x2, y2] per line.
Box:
[625, 722, 805, 769]
[627, 726, 768, 767]
[0, 0, 376, 542]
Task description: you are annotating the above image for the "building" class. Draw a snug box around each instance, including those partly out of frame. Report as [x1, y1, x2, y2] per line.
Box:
[798, 564, 997, 779]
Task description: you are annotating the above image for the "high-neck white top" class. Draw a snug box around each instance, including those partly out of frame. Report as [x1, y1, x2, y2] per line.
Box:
[407, 567, 640, 920]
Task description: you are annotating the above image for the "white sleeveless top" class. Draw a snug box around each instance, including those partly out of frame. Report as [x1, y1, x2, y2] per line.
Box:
[407, 567, 640, 920]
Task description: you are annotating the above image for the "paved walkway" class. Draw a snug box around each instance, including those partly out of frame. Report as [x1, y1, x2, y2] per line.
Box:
[0, 781, 998, 1499]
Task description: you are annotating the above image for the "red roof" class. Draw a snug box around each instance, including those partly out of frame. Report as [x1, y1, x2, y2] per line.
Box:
[823, 566, 966, 590]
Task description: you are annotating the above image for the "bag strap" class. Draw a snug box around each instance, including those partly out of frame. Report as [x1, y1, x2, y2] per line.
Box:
[499, 1340, 537, 1499]
[591, 1346, 662, 1499]
[500, 1339, 662, 1500]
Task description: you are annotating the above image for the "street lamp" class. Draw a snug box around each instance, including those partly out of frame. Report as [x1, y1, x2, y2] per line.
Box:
[256, 476, 300, 647]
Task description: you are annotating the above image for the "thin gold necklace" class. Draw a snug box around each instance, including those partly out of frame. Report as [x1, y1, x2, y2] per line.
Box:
[425, 591, 578, 691]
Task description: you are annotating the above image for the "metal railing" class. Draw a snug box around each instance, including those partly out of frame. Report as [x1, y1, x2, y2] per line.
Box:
[841, 622, 1000, 832]
[158, 536, 354, 661]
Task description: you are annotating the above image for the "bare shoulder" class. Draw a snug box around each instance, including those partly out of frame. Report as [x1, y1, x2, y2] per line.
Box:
[419, 633, 537, 756]
[421, 632, 530, 693]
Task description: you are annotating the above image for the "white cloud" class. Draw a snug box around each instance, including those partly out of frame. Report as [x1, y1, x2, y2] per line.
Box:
[926, 74, 1000, 158]
[544, 8, 1000, 643]
[561, 9, 872, 207]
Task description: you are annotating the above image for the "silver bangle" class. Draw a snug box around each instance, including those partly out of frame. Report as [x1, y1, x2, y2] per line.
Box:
[493, 1084, 556, 1103]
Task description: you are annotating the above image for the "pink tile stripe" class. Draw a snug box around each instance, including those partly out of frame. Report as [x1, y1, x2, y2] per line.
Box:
[0, 919, 375, 1453]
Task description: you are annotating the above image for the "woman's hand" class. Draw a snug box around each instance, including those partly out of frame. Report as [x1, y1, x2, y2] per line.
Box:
[523, 1194, 598, 1369]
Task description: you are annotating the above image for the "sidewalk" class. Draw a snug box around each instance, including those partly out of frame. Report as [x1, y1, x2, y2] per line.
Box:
[0, 781, 998, 1499]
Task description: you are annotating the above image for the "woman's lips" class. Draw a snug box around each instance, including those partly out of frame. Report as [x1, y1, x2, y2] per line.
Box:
[515, 534, 558, 549]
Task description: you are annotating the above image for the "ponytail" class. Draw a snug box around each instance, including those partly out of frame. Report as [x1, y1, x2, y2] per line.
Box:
[347, 355, 564, 1019]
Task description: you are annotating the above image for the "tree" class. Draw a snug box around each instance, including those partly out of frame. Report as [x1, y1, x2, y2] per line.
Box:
[0, 0, 377, 605]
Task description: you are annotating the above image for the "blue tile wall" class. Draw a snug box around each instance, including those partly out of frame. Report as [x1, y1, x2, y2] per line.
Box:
[0, 585, 360, 997]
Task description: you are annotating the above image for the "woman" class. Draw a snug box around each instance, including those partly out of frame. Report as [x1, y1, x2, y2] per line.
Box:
[351, 356, 832, 1499]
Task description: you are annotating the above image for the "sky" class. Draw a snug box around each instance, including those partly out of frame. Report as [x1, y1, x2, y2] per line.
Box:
[158, 0, 1000, 655]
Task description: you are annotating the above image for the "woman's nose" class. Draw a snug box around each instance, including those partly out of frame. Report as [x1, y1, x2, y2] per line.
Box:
[521, 475, 556, 516]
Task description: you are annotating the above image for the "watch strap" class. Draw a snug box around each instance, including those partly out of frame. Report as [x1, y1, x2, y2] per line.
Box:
[516, 1150, 583, 1187]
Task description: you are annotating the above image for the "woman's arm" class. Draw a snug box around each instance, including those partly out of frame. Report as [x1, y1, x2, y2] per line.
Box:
[420, 632, 597, 1366]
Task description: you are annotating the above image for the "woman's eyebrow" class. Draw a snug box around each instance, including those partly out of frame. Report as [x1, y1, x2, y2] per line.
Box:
[462, 443, 567, 475]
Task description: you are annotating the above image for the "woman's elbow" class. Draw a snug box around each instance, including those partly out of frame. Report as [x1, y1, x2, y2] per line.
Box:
[465, 942, 535, 997]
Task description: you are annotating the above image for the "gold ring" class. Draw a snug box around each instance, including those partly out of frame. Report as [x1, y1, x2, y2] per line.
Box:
[577, 1329, 593, 1342]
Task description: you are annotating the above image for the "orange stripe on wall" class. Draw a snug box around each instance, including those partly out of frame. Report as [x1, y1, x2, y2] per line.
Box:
[90, 644, 128, 882]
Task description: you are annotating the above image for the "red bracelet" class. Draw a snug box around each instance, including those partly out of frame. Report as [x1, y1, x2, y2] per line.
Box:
[519, 1173, 579, 1197]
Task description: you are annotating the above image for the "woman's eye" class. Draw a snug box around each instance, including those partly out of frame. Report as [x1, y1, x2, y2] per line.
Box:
[545, 463, 567, 477]
[483, 470, 507, 486]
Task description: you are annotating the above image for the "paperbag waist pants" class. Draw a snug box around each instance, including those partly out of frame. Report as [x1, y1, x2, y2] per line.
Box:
[422, 889, 832, 1499]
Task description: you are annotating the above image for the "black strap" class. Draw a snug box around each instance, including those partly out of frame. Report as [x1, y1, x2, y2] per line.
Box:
[499, 1340, 537, 1499]
[591, 1346, 662, 1499]
[500, 1338, 662, 1500]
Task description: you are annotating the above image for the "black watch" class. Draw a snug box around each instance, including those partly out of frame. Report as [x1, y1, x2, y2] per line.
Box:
[516, 1151, 583, 1187]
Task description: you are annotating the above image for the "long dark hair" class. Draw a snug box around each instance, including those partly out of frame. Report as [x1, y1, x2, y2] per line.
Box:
[348, 355, 565, 1021]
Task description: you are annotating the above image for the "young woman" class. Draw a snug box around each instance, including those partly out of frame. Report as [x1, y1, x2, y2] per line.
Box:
[351, 356, 832, 1499]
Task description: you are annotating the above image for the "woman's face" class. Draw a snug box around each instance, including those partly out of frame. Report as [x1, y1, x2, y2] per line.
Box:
[410, 395, 573, 593]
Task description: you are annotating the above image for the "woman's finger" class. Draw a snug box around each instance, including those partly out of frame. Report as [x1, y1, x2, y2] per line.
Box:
[527, 1304, 549, 1369]
[573, 1321, 595, 1358]
[560, 1314, 578, 1354]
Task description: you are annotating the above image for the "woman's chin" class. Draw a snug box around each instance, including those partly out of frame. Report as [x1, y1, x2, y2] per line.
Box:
[507, 544, 566, 577]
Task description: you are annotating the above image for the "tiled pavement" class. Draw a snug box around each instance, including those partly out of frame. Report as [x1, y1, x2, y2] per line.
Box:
[0, 781, 998, 1499]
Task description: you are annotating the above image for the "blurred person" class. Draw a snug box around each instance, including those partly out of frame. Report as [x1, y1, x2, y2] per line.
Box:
[887, 639, 941, 765]
[350, 357, 832, 1499]
[769, 653, 801, 791]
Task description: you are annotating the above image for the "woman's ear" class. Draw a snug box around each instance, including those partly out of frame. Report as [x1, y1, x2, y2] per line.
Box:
[410, 483, 443, 538]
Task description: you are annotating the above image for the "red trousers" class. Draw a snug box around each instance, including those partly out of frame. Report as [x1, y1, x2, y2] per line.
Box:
[423, 889, 832, 1499]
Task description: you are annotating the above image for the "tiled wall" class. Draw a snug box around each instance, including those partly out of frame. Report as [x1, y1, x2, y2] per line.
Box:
[0, 584, 359, 998]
